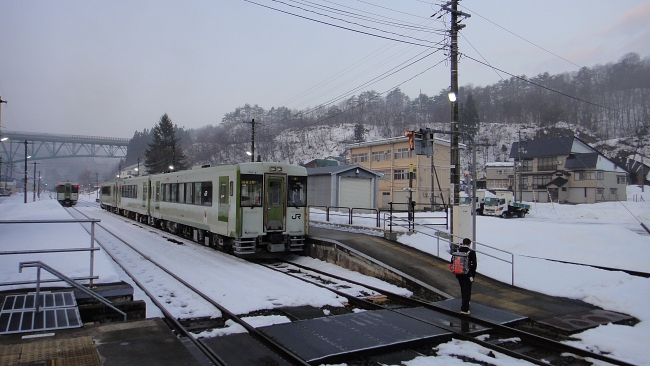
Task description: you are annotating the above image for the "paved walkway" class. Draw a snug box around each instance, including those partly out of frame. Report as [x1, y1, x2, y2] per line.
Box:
[308, 226, 596, 321]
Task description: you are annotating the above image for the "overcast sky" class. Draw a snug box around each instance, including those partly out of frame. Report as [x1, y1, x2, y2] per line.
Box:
[1, 0, 649, 138]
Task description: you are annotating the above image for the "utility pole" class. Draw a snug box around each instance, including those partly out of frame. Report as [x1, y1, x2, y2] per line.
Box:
[137, 157, 140, 176]
[38, 170, 41, 199]
[24, 141, 28, 203]
[0, 96, 6, 135]
[439, 0, 470, 247]
[33, 161, 39, 202]
[244, 119, 256, 162]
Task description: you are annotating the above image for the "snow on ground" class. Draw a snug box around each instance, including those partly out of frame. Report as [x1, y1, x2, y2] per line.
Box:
[2, 187, 650, 365]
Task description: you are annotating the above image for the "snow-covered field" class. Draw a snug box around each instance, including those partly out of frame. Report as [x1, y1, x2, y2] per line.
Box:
[2, 186, 649, 365]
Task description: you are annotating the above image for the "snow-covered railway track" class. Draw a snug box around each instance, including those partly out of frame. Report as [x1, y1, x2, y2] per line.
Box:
[263, 260, 636, 366]
[66, 207, 309, 366]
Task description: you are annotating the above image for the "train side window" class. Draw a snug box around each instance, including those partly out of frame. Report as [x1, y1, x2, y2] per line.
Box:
[202, 182, 212, 206]
[171, 184, 178, 202]
[194, 183, 202, 205]
[178, 183, 185, 203]
[185, 183, 193, 203]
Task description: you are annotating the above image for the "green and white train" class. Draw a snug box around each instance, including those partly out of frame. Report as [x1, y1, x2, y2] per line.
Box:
[100, 162, 308, 257]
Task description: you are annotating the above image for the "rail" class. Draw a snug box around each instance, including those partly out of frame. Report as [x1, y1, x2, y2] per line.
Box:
[19, 261, 127, 321]
[383, 213, 515, 286]
[0, 218, 101, 288]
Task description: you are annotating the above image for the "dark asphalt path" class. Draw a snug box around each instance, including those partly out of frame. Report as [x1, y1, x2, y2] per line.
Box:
[309, 226, 596, 320]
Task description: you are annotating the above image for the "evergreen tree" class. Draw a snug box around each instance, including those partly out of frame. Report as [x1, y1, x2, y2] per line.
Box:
[459, 93, 480, 139]
[353, 123, 365, 142]
[145, 114, 188, 174]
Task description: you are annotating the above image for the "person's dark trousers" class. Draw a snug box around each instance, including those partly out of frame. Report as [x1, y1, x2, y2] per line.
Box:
[457, 276, 473, 312]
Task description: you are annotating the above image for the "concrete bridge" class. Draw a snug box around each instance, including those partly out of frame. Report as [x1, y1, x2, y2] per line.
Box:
[1, 130, 129, 163]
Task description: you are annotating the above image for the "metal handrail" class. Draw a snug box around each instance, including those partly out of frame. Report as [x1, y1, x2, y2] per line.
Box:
[383, 213, 515, 285]
[19, 261, 127, 321]
[0, 218, 100, 287]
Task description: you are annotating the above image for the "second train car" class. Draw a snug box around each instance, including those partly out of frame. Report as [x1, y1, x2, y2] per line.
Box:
[100, 162, 308, 257]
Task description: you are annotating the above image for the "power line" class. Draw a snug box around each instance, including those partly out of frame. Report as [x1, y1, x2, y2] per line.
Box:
[244, 0, 443, 48]
[462, 54, 615, 112]
[458, 3, 582, 69]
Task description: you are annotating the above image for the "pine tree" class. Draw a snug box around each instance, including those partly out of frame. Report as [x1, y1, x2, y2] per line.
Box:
[353, 123, 366, 142]
[145, 114, 188, 174]
[459, 93, 480, 139]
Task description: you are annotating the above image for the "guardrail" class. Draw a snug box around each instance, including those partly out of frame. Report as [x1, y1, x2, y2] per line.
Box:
[383, 213, 515, 285]
[0, 218, 101, 288]
[19, 261, 126, 321]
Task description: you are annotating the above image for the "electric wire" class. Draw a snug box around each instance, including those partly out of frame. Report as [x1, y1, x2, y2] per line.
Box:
[244, 0, 440, 48]
[462, 54, 616, 112]
[269, 0, 446, 44]
[288, 0, 446, 33]
[457, 3, 582, 69]
[300, 48, 445, 117]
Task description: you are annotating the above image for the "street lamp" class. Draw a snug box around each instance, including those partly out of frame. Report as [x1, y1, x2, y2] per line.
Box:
[448, 92, 457, 102]
[169, 165, 174, 171]
[0, 137, 7, 142]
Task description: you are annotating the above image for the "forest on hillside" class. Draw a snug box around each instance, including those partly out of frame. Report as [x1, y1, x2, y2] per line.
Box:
[122, 53, 650, 168]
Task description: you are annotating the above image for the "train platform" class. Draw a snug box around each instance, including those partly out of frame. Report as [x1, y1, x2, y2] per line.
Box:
[0, 317, 204, 366]
[307, 226, 634, 334]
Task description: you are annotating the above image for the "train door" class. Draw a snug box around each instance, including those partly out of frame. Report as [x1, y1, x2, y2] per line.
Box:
[264, 174, 286, 231]
[154, 181, 160, 213]
[141, 182, 147, 209]
[218, 176, 229, 222]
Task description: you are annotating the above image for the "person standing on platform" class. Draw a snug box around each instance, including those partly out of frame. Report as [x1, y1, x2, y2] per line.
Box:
[454, 238, 477, 314]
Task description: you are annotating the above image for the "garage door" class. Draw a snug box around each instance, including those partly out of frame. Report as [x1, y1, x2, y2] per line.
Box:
[339, 177, 372, 209]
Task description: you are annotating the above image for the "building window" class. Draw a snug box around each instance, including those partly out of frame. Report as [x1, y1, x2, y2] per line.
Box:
[617, 175, 626, 184]
[373, 170, 389, 180]
[520, 160, 533, 172]
[351, 153, 368, 163]
[487, 179, 510, 190]
[597, 171, 604, 180]
[393, 169, 416, 180]
[394, 148, 411, 159]
[518, 177, 528, 191]
[575, 171, 596, 181]
[495, 169, 510, 175]
[371, 150, 391, 162]
[537, 157, 556, 171]
[610, 188, 618, 195]
[597, 187, 605, 195]
[532, 175, 552, 189]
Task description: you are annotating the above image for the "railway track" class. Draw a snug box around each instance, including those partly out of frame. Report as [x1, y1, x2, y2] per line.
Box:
[67, 207, 310, 366]
[261, 260, 636, 366]
[66, 205, 636, 366]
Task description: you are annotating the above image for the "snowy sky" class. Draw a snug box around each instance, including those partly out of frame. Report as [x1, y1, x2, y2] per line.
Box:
[1, 185, 649, 365]
[1, 1, 649, 138]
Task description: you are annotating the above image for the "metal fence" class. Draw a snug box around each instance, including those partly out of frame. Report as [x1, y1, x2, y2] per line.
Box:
[0, 219, 101, 288]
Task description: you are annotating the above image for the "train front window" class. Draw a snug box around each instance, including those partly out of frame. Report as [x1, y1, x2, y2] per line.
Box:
[240, 174, 262, 207]
[287, 176, 307, 207]
[71, 185, 79, 194]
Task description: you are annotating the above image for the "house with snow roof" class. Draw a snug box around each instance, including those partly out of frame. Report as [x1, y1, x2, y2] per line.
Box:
[509, 136, 628, 203]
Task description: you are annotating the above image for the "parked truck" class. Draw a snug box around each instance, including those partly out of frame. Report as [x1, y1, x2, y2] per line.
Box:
[459, 189, 495, 215]
[483, 191, 530, 218]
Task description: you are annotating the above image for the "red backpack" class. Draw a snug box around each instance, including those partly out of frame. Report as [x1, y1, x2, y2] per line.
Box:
[450, 251, 470, 275]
